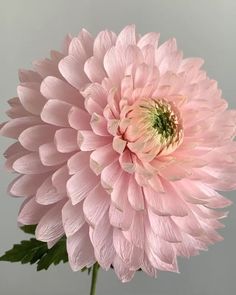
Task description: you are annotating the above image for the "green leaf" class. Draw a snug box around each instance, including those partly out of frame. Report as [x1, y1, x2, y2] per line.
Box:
[37, 238, 68, 271]
[20, 225, 37, 235]
[0, 237, 68, 271]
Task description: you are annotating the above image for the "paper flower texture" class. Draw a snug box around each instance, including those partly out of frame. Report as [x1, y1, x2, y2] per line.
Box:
[0, 25, 235, 294]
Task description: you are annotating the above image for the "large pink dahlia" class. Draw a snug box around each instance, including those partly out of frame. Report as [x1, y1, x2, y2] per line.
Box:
[1, 25, 235, 282]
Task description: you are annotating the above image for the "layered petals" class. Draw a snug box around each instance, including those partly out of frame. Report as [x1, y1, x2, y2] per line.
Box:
[1, 25, 235, 283]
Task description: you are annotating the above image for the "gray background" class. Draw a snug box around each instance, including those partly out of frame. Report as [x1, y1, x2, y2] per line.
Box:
[0, 0, 236, 294]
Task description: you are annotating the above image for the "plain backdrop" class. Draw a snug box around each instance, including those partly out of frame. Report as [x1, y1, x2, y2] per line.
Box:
[0, 1, 236, 294]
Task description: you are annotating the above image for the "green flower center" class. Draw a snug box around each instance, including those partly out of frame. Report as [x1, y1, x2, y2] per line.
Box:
[135, 98, 183, 148]
[125, 97, 183, 155]
[151, 107, 176, 138]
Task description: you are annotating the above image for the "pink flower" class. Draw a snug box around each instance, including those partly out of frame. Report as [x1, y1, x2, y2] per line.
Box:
[1, 25, 235, 282]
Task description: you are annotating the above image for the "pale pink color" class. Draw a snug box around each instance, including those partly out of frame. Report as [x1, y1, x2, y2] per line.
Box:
[1, 25, 235, 282]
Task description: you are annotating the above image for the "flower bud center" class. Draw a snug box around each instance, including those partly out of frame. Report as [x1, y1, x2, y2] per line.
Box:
[125, 98, 183, 156]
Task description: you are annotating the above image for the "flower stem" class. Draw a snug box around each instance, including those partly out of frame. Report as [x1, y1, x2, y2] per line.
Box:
[90, 262, 99, 295]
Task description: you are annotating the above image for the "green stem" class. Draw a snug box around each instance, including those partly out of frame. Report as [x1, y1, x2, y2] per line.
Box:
[90, 262, 99, 295]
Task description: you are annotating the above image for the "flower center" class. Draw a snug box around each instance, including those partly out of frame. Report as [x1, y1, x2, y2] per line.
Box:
[124, 98, 183, 156]
[149, 105, 176, 139]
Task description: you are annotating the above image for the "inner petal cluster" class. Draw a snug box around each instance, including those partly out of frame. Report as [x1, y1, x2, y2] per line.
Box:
[123, 98, 183, 161]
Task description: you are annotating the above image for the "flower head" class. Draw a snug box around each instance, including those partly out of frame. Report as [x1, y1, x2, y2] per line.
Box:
[1, 25, 235, 282]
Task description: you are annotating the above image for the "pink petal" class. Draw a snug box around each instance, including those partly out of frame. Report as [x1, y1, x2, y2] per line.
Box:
[93, 30, 117, 60]
[59, 55, 89, 90]
[4, 142, 24, 158]
[36, 200, 65, 242]
[175, 180, 225, 207]
[78, 130, 110, 151]
[18, 69, 42, 83]
[112, 255, 135, 283]
[127, 175, 145, 210]
[207, 195, 232, 209]
[0, 116, 41, 139]
[106, 89, 121, 118]
[84, 96, 104, 115]
[67, 166, 98, 205]
[9, 173, 49, 197]
[112, 136, 127, 154]
[41, 99, 72, 127]
[101, 160, 123, 193]
[192, 205, 228, 220]
[83, 184, 110, 226]
[51, 165, 70, 193]
[18, 197, 51, 225]
[47, 236, 62, 249]
[111, 172, 130, 210]
[123, 211, 145, 248]
[67, 151, 90, 175]
[143, 183, 188, 217]
[91, 229, 115, 270]
[120, 76, 134, 101]
[90, 113, 110, 136]
[116, 25, 136, 49]
[70, 29, 93, 61]
[39, 142, 71, 166]
[175, 233, 207, 257]
[156, 38, 177, 63]
[109, 202, 134, 231]
[69, 37, 90, 63]
[77, 29, 94, 56]
[62, 200, 85, 237]
[82, 83, 107, 110]
[40, 76, 84, 108]
[148, 209, 182, 243]
[113, 228, 134, 264]
[17, 84, 46, 115]
[107, 119, 119, 136]
[145, 235, 179, 273]
[54, 128, 78, 153]
[8, 97, 22, 107]
[124, 44, 144, 66]
[155, 38, 181, 74]
[148, 175, 165, 193]
[67, 224, 95, 271]
[6, 153, 29, 172]
[179, 57, 204, 73]
[119, 149, 135, 173]
[84, 56, 106, 83]
[137, 32, 160, 49]
[19, 124, 57, 151]
[145, 220, 175, 264]
[3, 142, 28, 170]
[134, 63, 159, 88]
[172, 212, 203, 237]
[90, 143, 118, 175]
[103, 47, 124, 85]
[141, 254, 159, 278]
[89, 212, 110, 247]
[36, 176, 65, 205]
[68, 107, 91, 130]
[13, 152, 55, 174]
[89, 213, 115, 270]
[33, 58, 63, 79]
[142, 45, 156, 65]
[6, 103, 30, 119]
